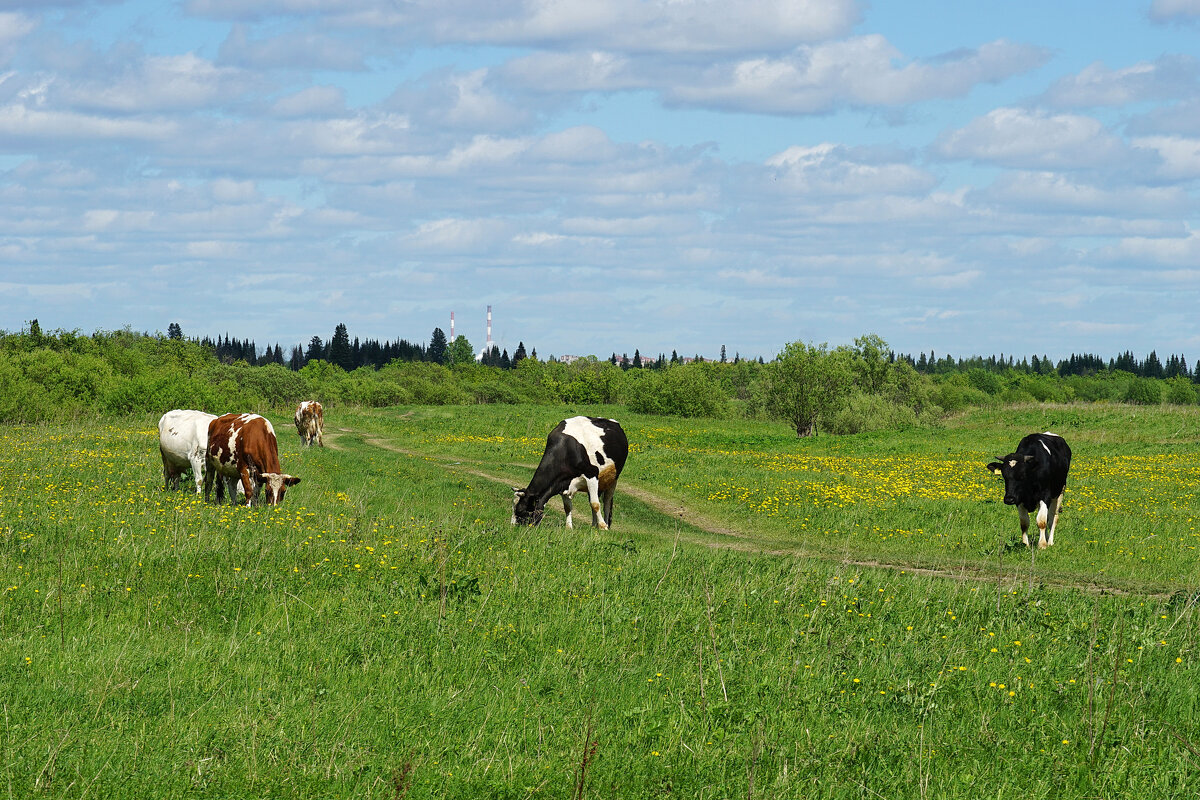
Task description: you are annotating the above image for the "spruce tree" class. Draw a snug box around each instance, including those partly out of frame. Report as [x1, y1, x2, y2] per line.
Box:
[428, 328, 448, 365]
[329, 323, 352, 370]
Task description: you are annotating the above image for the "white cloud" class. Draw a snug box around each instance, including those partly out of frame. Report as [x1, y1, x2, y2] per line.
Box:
[1149, 0, 1200, 23]
[1040, 56, 1199, 108]
[1131, 135, 1200, 178]
[60, 53, 253, 112]
[934, 107, 1127, 169]
[766, 143, 937, 197]
[190, 0, 861, 54]
[0, 104, 177, 141]
[270, 86, 347, 117]
[980, 171, 1191, 214]
[665, 37, 1048, 114]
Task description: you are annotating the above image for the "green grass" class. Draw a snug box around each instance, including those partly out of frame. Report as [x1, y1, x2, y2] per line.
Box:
[1, 406, 1198, 798]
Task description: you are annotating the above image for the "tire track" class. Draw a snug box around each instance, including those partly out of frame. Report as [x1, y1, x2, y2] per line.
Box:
[352, 432, 1179, 598]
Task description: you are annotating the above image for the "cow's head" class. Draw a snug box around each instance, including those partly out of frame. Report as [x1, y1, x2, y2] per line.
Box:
[986, 455, 1034, 505]
[259, 472, 301, 505]
[511, 487, 544, 526]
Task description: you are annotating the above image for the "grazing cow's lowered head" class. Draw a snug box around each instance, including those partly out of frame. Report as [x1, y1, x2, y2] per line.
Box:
[512, 416, 629, 530]
[986, 432, 1072, 548]
[294, 400, 325, 447]
[205, 413, 300, 506]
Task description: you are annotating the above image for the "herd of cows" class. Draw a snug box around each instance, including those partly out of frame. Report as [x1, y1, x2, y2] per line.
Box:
[157, 404, 1071, 548]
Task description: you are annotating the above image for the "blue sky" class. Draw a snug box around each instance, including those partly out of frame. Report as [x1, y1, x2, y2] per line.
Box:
[2, 0, 1199, 362]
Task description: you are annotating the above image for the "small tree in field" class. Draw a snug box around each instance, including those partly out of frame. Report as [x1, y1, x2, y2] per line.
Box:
[759, 341, 854, 437]
[445, 335, 475, 368]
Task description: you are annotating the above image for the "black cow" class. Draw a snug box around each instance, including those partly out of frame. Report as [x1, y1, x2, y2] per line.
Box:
[986, 432, 1072, 548]
[512, 416, 629, 529]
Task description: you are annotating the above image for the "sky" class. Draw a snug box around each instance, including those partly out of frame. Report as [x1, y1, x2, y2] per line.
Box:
[2, 0, 1199, 363]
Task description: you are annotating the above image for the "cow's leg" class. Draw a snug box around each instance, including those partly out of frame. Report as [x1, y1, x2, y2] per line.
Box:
[1046, 493, 1064, 546]
[189, 453, 205, 494]
[583, 476, 607, 529]
[562, 490, 575, 529]
[212, 470, 224, 504]
[316, 426, 324, 447]
[601, 487, 616, 528]
[1035, 501, 1050, 549]
[1018, 506, 1031, 547]
[239, 467, 256, 506]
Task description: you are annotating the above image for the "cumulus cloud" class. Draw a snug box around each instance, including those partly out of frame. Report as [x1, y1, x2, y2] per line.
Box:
[1040, 56, 1199, 108]
[934, 107, 1129, 169]
[1149, 0, 1200, 23]
[218, 23, 371, 71]
[663, 37, 1049, 114]
[765, 143, 937, 197]
[978, 171, 1191, 214]
[1132, 135, 1200, 178]
[270, 85, 347, 117]
[188, 0, 860, 53]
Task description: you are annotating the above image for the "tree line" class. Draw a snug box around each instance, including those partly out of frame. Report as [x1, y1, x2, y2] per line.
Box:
[4, 322, 1200, 433]
[900, 349, 1200, 381]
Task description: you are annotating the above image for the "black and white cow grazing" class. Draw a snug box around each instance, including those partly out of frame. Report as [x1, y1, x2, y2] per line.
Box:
[986, 432, 1072, 548]
[512, 416, 629, 529]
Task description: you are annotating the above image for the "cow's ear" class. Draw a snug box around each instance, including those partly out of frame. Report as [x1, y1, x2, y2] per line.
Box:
[986, 461, 1003, 474]
[1022, 455, 1035, 463]
[284, 475, 301, 486]
[512, 487, 525, 497]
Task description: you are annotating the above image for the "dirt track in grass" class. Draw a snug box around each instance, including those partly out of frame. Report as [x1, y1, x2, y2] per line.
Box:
[342, 428, 1182, 599]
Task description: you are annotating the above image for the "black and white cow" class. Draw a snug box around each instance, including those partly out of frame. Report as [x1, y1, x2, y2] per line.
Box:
[986, 432, 1072, 548]
[512, 416, 629, 530]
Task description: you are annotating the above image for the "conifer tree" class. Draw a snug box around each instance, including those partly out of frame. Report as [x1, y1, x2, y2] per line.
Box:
[428, 328, 448, 365]
[329, 323, 352, 370]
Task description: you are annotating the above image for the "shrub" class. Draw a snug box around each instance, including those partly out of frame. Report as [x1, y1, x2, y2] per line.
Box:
[1164, 376, 1197, 406]
[626, 366, 731, 419]
[825, 393, 919, 435]
[1122, 378, 1163, 405]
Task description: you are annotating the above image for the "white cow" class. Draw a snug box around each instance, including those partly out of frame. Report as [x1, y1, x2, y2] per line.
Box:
[158, 409, 217, 494]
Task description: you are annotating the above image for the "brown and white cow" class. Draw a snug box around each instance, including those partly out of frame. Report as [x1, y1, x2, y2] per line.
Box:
[294, 400, 324, 447]
[205, 413, 300, 506]
[158, 409, 216, 493]
[512, 416, 629, 529]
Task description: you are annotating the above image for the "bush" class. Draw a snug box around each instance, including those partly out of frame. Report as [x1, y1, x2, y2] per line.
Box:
[1164, 376, 1197, 406]
[825, 393, 919, 435]
[626, 366, 731, 419]
[1122, 378, 1163, 405]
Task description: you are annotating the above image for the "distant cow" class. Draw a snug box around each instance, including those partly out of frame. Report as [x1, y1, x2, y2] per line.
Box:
[205, 413, 300, 506]
[158, 409, 217, 494]
[986, 432, 1072, 548]
[294, 400, 324, 447]
[512, 416, 629, 529]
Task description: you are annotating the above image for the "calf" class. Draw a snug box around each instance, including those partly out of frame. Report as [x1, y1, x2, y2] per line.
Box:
[294, 400, 325, 447]
[986, 432, 1072, 548]
[158, 409, 216, 494]
[205, 413, 300, 506]
[512, 416, 628, 530]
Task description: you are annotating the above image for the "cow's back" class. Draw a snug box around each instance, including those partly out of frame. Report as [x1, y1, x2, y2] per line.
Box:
[159, 409, 216, 461]
[208, 413, 282, 476]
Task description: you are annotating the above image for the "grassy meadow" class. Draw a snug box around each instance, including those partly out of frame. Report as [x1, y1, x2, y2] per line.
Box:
[1, 404, 1198, 798]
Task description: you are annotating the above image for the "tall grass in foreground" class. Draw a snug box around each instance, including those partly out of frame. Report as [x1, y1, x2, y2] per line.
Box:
[0, 408, 1197, 798]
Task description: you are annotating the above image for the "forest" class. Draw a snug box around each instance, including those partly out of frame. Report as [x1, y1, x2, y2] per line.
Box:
[2, 321, 1198, 431]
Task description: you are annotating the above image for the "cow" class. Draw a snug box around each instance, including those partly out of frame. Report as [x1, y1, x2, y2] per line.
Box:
[205, 413, 300, 506]
[158, 409, 217, 494]
[512, 416, 628, 530]
[986, 432, 1072, 548]
[294, 400, 325, 447]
